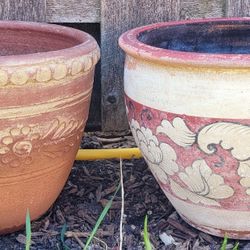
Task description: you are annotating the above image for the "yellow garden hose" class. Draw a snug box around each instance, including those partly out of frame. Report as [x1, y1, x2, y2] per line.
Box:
[75, 148, 142, 160]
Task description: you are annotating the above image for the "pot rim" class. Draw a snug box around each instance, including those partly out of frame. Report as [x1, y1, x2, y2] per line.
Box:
[0, 21, 98, 66]
[119, 18, 250, 68]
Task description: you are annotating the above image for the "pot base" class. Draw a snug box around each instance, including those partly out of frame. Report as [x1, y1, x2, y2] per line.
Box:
[182, 216, 250, 240]
[0, 225, 24, 235]
[0, 206, 51, 235]
[167, 193, 250, 240]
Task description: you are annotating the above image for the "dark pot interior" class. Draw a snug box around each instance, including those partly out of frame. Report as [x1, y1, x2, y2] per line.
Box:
[0, 24, 83, 56]
[138, 20, 250, 54]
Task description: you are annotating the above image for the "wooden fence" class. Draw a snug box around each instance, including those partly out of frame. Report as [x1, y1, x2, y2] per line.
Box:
[0, 0, 250, 131]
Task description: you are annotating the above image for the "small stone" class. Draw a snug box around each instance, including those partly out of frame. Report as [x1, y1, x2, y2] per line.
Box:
[159, 232, 175, 246]
[243, 243, 250, 250]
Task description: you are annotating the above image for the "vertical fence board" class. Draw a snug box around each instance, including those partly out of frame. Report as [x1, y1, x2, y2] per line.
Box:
[46, 0, 100, 23]
[101, 0, 180, 131]
[179, 0, 225, 19]
[0, 0, 46, 21]
[226, 0, 250, 17]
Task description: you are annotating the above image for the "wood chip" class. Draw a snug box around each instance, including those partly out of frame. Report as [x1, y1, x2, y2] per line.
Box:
[16, 234, 35, 245]
[167, 218, 198, 238]
[101, 185, 118, 197]
[199, 232, 215, 244]
[95, 184, 103, 202]
[99, 199, 121, 209]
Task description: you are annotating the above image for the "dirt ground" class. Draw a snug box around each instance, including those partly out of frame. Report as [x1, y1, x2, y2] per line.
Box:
[0, 132, 248, 250]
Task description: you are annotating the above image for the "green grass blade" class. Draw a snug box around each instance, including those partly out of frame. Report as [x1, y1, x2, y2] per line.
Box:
[83, 183, 121, 250]
[25, 209, 31, 250]
[143, 215, 152, 250]
[232, 242, 239, 250]
[60, 223, 70, 250]
[220, 234, 228, 250]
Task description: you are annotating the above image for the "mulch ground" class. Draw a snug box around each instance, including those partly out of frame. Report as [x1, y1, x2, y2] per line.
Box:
[0, 132, 249, 250]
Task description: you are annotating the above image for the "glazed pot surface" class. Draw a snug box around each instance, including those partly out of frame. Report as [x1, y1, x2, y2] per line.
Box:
[119, 18, 250, 239]
[0, 21, 99, 233]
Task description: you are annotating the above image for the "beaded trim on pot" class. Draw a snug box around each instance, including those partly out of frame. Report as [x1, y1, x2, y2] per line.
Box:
[0, 47, 100, 87]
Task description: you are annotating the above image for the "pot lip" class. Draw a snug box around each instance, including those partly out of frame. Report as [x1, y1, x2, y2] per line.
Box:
[0, 21, 99, 66]
[119, 17, 250, 68]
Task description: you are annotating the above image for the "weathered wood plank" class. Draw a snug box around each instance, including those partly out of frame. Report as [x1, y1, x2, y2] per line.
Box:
[101, 0, 180, 131]
[179, 0, 225, 19]
[0, 0, 46, 21]
[46, 0, 100, 23]
[226, 0, 250, 17]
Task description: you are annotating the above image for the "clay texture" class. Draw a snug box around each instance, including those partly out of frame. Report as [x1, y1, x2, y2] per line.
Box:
[0, 21, 99, 233]
[120, 18, 250, 239]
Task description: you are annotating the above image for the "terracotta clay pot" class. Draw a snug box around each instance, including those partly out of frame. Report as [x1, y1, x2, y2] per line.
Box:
[0, 21, 99, 233]
[119, 18, 250, 239]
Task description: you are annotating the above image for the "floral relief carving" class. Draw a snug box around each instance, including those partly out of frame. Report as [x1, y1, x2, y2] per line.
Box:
[156, 117, 250, 196]
[130, 116, 236, 205]
[238, 161, 250, 195]
[196, 122, 250, 161]
[0, 118, 84, 167]
[169, 159, 234, 206]
[0, 125, 40, 167]
[156, 117, 196, 147]
[156, 118, 250, 159]
[42, 119, 83, 141]
[41, 118, 84, 159]
[130, 119, 178, 184]
[195, 122, 250, 195]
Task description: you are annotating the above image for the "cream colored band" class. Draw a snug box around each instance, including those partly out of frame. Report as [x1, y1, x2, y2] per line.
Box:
[124, 57, 250, 119]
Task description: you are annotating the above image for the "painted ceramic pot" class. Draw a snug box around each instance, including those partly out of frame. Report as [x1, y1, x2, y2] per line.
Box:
[0, 21, 99, 233]
[119, 18, 250, 239]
